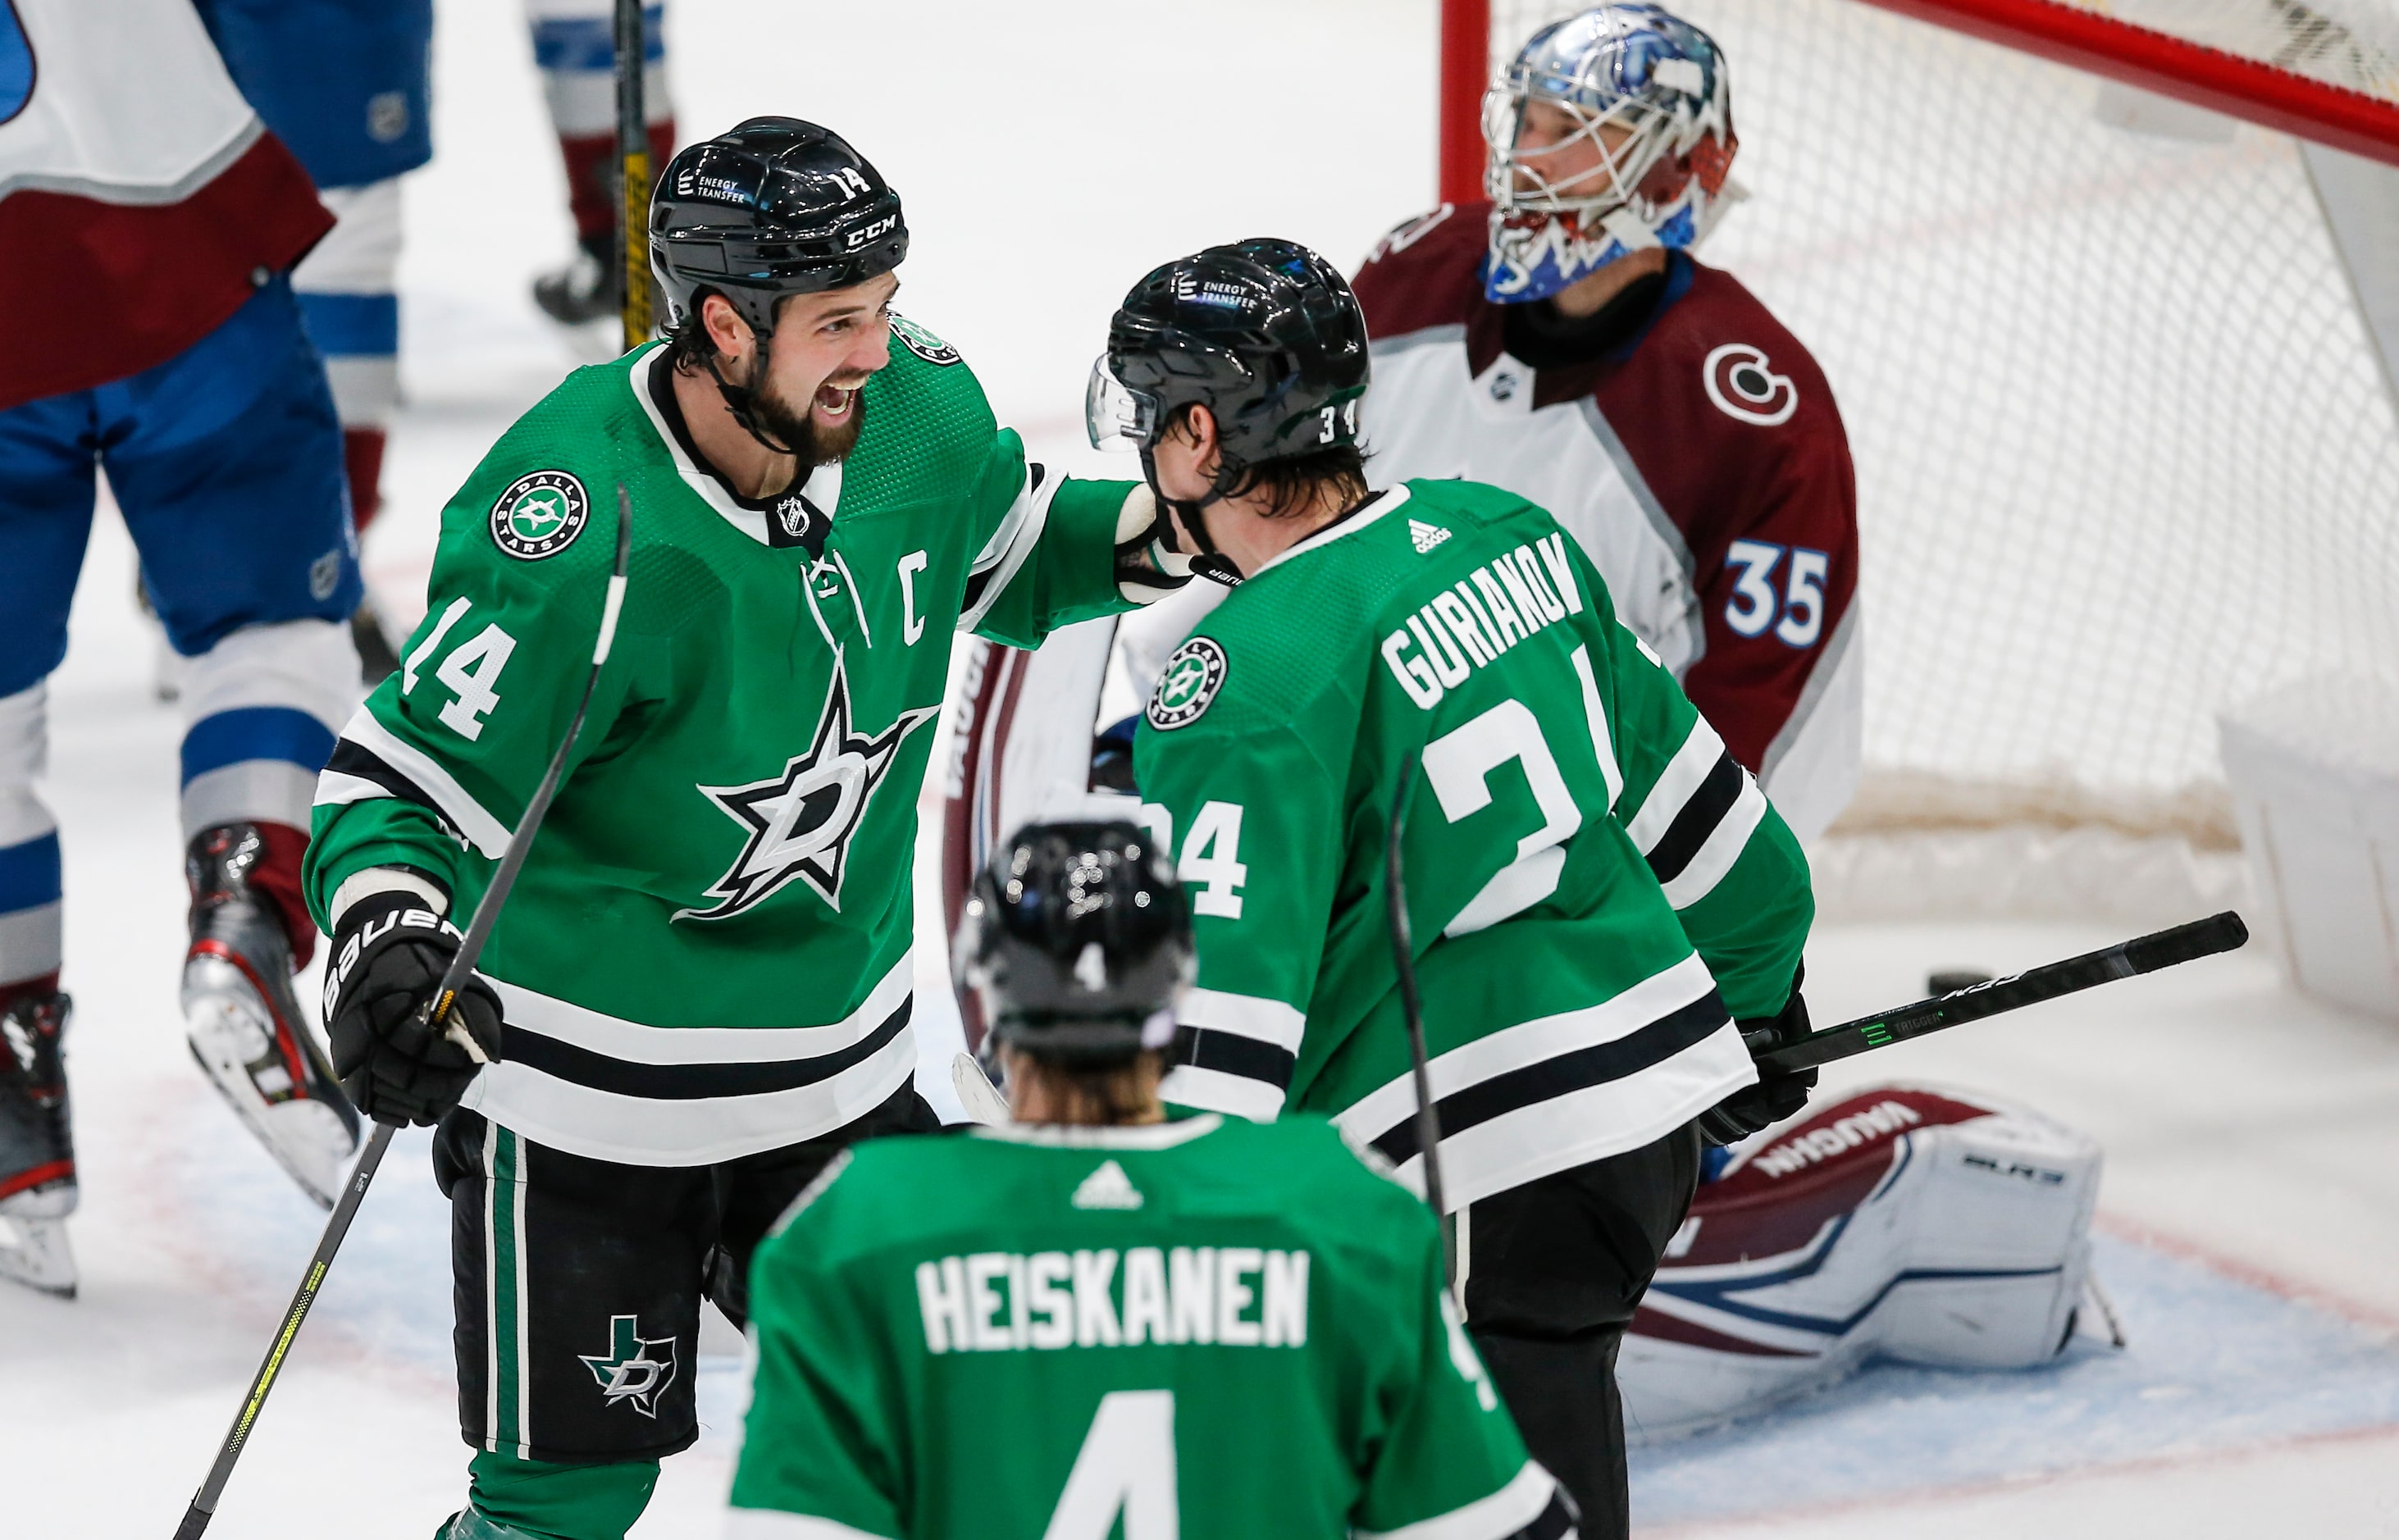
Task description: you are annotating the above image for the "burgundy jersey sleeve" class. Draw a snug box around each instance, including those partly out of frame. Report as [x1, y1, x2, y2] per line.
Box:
[1589, 265, 1859, 777]
[1353, 202, 1492, 339]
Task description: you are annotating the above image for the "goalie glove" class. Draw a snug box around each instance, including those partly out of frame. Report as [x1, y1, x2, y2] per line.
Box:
[322, 887, 503, 1128]
[1113, 485, 1202, 603]
[1696, 977, 1817, 1147]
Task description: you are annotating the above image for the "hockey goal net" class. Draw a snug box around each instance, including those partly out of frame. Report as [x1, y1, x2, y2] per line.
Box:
[1446, 0, 2399, 921]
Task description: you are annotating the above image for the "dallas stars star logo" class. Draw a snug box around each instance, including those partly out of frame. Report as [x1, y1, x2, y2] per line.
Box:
[578, 1314, 677, 1418]
[679, 660, 938, 920]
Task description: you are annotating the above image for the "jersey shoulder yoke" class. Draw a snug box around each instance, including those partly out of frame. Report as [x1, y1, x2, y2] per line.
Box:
[1355, 201, 1491, 342]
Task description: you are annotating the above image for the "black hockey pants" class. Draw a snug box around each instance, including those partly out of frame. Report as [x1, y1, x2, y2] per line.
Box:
[1462, 1120, 1703, 1540]
[431, 1082, 940, 1466]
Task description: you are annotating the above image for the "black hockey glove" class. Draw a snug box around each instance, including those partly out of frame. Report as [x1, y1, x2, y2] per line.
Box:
[322, 891, 503, 1128]
[1695, 980, 1818, 1147]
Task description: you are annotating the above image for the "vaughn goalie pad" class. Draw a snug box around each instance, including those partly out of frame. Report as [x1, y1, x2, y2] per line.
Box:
[941, 621, 1121, 1052]
[1618, 1082, 2103, 1441]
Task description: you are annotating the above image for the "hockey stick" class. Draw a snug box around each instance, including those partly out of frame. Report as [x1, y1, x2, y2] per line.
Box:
[171, 489, 634, 1540]
[1385, 754, 1453, 1286]
[613, 0, 653, 352]
[1751, 910, 2249, 1076]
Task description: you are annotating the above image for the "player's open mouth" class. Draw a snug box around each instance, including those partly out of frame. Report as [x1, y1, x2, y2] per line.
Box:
[813, 385, 856, 421]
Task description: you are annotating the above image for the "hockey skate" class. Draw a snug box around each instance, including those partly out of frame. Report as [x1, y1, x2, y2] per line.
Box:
[531, 234, 618, 327]
[182, 825, 360, 1209]
[0, 991, 78, 1299]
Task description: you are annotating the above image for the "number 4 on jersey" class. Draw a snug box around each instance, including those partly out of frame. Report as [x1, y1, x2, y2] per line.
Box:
[401, 595, 518, 741]
[1046, 1391, 1177, 1540]
[1178, 803, 1247, 919]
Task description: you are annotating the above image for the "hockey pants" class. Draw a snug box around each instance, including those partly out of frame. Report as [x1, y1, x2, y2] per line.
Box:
[0, 275, 358, 991]
[431, 1084, 941, 1538]
[1462, 1119, 1703, 1540]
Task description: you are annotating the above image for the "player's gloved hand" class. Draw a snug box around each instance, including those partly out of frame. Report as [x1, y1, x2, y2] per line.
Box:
[1696, 982, 1817, 1147]
[322, 890, 503, 1128]
[1113, 486, 1199, 602]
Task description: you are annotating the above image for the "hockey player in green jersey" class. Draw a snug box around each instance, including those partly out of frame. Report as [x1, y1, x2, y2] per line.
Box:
[732, 818, 1579, 1540]
[1085, 240, 1820, 1538]
[302, 121, 1193, 1540]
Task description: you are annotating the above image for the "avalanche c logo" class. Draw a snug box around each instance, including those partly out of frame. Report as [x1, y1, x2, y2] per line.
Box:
[1702, 344, 1799, 427]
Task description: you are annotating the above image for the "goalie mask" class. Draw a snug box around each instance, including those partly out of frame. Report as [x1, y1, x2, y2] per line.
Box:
[953, 819, 1194, 1065]
[1482, 4, 1739, 303]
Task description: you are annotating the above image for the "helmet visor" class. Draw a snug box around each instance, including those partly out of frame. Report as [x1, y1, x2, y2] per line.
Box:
[1085, 355, 1159, 451]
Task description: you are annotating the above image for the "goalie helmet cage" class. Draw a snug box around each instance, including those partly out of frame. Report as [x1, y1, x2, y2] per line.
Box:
[1440, 0, 2399, 923]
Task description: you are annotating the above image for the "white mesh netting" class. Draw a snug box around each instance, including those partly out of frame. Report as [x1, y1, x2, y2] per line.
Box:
[1479, 0, 2399, 907]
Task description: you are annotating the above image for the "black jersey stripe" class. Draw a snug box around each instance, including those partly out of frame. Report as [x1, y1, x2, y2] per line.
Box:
[1367, 993, 1731, 1166]
[1644, 750, 1745, 885]
[1174, 1027, 1298, 1091]
[499, 996, 913, 1100]
[323, 739, 468, 846]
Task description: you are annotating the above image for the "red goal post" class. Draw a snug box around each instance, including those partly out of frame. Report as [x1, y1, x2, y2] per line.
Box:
[1444, 0, 2399, 203]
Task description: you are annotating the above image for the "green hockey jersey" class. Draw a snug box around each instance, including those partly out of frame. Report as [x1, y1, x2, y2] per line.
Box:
[729, 1114, 1568, 1540]
[1134, 480, 1813, 1210]
[303, 326, 1137, 1166]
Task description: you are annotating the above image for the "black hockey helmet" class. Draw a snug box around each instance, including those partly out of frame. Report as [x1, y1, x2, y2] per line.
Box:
[952, 818, 1193, 1065]
[1090, 238, 1370, 476]
[650, 117, 908, 336]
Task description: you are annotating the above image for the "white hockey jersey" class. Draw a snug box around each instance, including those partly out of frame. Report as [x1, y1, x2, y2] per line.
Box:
[1352, 203, 1863, 841]
[0, 0, 330, 408]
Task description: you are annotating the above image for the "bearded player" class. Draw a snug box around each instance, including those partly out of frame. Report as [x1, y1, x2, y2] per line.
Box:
[732, 818, 1578, 1540]
[303, 120, 1187, 1540]
[1355, 4, 1861, 841]
[1092, 239, 1817, 1538]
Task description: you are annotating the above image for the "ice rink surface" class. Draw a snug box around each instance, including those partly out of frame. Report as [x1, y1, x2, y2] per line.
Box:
[6, 1, 2397, 1535]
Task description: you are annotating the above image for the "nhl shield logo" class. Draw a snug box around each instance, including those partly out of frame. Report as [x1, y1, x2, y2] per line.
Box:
[490, 471, 591, 560]
[1147, 637, 1229, 731]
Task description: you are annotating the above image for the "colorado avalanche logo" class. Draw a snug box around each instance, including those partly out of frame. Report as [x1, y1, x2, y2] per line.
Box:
[1702, 343, 1799, 427]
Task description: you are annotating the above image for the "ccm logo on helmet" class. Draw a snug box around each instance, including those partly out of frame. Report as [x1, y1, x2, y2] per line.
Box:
[1703, 343, 1799, 427]
[845, 212, 899, 251]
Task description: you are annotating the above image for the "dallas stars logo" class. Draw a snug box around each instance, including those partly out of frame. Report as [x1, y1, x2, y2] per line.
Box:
[680, 659, 937, 920]
[578, 1314, 677, 1418]
[488, 469, 589, 560]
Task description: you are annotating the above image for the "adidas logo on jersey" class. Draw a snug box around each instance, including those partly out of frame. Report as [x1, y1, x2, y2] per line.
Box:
[1071, 1160, 1144, 1210]
[1410, 519, 1451, 554]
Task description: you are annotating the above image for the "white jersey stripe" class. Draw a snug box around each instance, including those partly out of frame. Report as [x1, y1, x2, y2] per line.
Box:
[326, 704, 515, 858]
[1160, 1064, 1288, 1123]
[458, 1027, 919, 1167]
[1620, 715, 1726, 856]
[1357, 1460, 1559, 1540]
[957, 466, 1056, 635]
[1178, 986, 1307, 1054]
[1333, 954, 1719, 1143]
[1385, 1020, 1754, 1213]
[1659, 772, 1770, 910]
[486, 952, 914, 1066]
